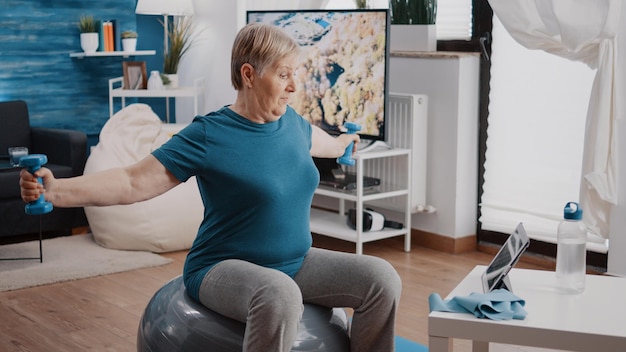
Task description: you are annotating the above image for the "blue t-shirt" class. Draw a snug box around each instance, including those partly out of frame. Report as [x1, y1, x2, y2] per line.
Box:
[152, 106, 319, 301]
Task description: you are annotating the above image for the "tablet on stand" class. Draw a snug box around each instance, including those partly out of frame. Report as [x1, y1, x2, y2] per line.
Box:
[481, 223, 530, 293]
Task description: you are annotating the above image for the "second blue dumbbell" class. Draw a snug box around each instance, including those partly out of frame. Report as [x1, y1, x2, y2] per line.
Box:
[337, 122, 361, 166]
[19, 154, 54, 215]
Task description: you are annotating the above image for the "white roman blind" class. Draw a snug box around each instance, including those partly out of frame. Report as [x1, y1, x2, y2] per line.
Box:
[326, 0, 473, 40]
[247, 0, 330, 10]
[480, 15, 607, 253]
[435, 0, 472, 40]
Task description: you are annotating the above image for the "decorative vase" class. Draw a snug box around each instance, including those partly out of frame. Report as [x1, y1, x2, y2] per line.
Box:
[80, 32, 99, 53]
[147, 71, 164, 91]
[164, 73, 179, 89]
[121, 38, 137, 52]
[390, 24, 436, 52]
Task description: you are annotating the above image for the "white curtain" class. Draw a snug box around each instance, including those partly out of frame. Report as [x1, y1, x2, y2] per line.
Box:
[487, 0, 622, 239]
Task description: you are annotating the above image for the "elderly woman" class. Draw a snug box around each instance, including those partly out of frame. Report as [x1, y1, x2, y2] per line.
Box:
[20, 23, 401, 351]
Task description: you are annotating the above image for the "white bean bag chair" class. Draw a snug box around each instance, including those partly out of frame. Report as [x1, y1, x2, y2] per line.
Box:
[84, 104, 203, 252]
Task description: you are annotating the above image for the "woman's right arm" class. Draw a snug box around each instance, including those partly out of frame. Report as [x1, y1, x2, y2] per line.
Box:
[20, 154, 181, 208]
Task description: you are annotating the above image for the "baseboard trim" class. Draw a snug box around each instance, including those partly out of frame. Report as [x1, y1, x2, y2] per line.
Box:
[411, 228, 476, 254]
[411, 229, 559, 270]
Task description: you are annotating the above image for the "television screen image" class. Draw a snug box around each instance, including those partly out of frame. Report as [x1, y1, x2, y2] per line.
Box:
[247, 9, 390, 141]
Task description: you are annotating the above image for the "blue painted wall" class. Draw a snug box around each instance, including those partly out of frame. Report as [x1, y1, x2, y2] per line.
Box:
[0, 0, 168, 147]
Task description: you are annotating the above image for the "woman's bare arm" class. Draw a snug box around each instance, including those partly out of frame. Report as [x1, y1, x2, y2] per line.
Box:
[20, 155, 181, 207]
[309, 125, 360, 158]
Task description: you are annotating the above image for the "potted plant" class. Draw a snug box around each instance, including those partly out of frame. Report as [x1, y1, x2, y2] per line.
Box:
[121, 30, 138, 52]
[389, 0, 437, 51]
[78, 15, 99, 53]
[162, 16, 195, 88]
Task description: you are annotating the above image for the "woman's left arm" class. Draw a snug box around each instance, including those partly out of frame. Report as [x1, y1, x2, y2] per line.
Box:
[310, 125, 360, 158]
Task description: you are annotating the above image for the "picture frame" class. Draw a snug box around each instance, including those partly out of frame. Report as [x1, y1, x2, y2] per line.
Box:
[122, 61, 147, 90]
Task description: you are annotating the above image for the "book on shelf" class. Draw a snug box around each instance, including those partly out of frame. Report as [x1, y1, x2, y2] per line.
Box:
[106, 21, 113, 51]
[99, 20, 117, 52]
[110, 19, 118, 51]
[97, 20, 104, 52]
[102, 21, 110, 51]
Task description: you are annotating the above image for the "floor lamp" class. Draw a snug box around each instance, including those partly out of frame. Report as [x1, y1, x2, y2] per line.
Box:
[135, 0, 195, 56]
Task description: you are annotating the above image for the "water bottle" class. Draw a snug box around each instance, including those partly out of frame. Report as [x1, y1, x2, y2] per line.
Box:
[556, 202, 587, 293]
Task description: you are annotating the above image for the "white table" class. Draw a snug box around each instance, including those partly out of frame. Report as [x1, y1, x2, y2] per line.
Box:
[428, 265, 626, 352]
[108, 77, 204, 123]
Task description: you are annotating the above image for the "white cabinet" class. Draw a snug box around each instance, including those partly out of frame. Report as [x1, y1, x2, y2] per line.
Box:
[310, 148, 412, 254]
[108, 76, 204, 123]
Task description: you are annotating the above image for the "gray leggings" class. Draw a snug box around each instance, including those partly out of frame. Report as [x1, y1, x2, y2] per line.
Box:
[198, 247, 402, 352]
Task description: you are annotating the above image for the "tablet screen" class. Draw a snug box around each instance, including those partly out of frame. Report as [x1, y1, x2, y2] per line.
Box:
[482, 223, 530, 292]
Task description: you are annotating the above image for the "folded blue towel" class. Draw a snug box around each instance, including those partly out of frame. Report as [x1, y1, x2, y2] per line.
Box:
[429, 288, 527, 320]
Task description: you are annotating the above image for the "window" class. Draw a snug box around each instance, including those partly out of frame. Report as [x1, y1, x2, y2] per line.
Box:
[479, 13, 608, 255]
[435, 0, 473, 40]
[325, 0, 475, 42]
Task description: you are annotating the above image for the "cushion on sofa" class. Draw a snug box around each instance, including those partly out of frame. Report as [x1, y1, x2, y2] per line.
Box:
[84, 104, 202, 252]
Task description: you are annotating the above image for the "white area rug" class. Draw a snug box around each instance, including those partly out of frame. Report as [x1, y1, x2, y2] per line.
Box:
[0, 234, 172, 292]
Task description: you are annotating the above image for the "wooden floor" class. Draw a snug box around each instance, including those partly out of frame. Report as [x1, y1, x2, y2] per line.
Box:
[0, 234, 554, 352]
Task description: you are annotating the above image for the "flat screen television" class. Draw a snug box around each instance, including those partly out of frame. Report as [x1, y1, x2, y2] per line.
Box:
[247, 8, 390, 142]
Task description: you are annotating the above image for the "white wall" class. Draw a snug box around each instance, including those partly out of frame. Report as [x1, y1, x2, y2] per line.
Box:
[389, 54, 480, 240]
[175, 0, 242, 123]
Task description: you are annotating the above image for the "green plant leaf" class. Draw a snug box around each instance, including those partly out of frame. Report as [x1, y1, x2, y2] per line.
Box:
[389, 0, 437, 25]
[78, 15, 97, 33]
[161, 16, 195, 74]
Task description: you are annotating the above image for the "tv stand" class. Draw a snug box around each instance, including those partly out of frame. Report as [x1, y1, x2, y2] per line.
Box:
[311, 147, 411, 254]
[357, 140, 392, 153]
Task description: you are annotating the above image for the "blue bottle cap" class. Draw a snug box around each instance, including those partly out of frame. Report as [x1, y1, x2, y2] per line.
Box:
[563, 202, 583, 220]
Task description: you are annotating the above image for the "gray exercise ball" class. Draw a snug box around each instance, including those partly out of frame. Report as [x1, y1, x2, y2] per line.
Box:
[137, 275, 351, 352]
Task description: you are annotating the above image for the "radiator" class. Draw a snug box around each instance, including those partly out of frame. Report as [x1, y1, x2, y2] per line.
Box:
[348, 93, 429, 213]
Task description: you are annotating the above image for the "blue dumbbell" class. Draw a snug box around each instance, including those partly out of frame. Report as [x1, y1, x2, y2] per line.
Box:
[19, 154, 54, 215]
[337, 122, 362, 166]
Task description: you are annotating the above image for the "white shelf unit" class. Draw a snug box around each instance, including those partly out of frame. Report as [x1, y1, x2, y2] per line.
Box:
[108, 76, 204, 123]
[69, 50, 156, 58]
[311, 148, 411, 254]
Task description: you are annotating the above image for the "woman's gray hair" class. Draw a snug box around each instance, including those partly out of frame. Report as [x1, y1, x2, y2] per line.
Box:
[231, 22, 300, 90]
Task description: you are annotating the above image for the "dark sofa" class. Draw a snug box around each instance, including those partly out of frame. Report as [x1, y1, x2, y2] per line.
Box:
[0, 100, 88, 241]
